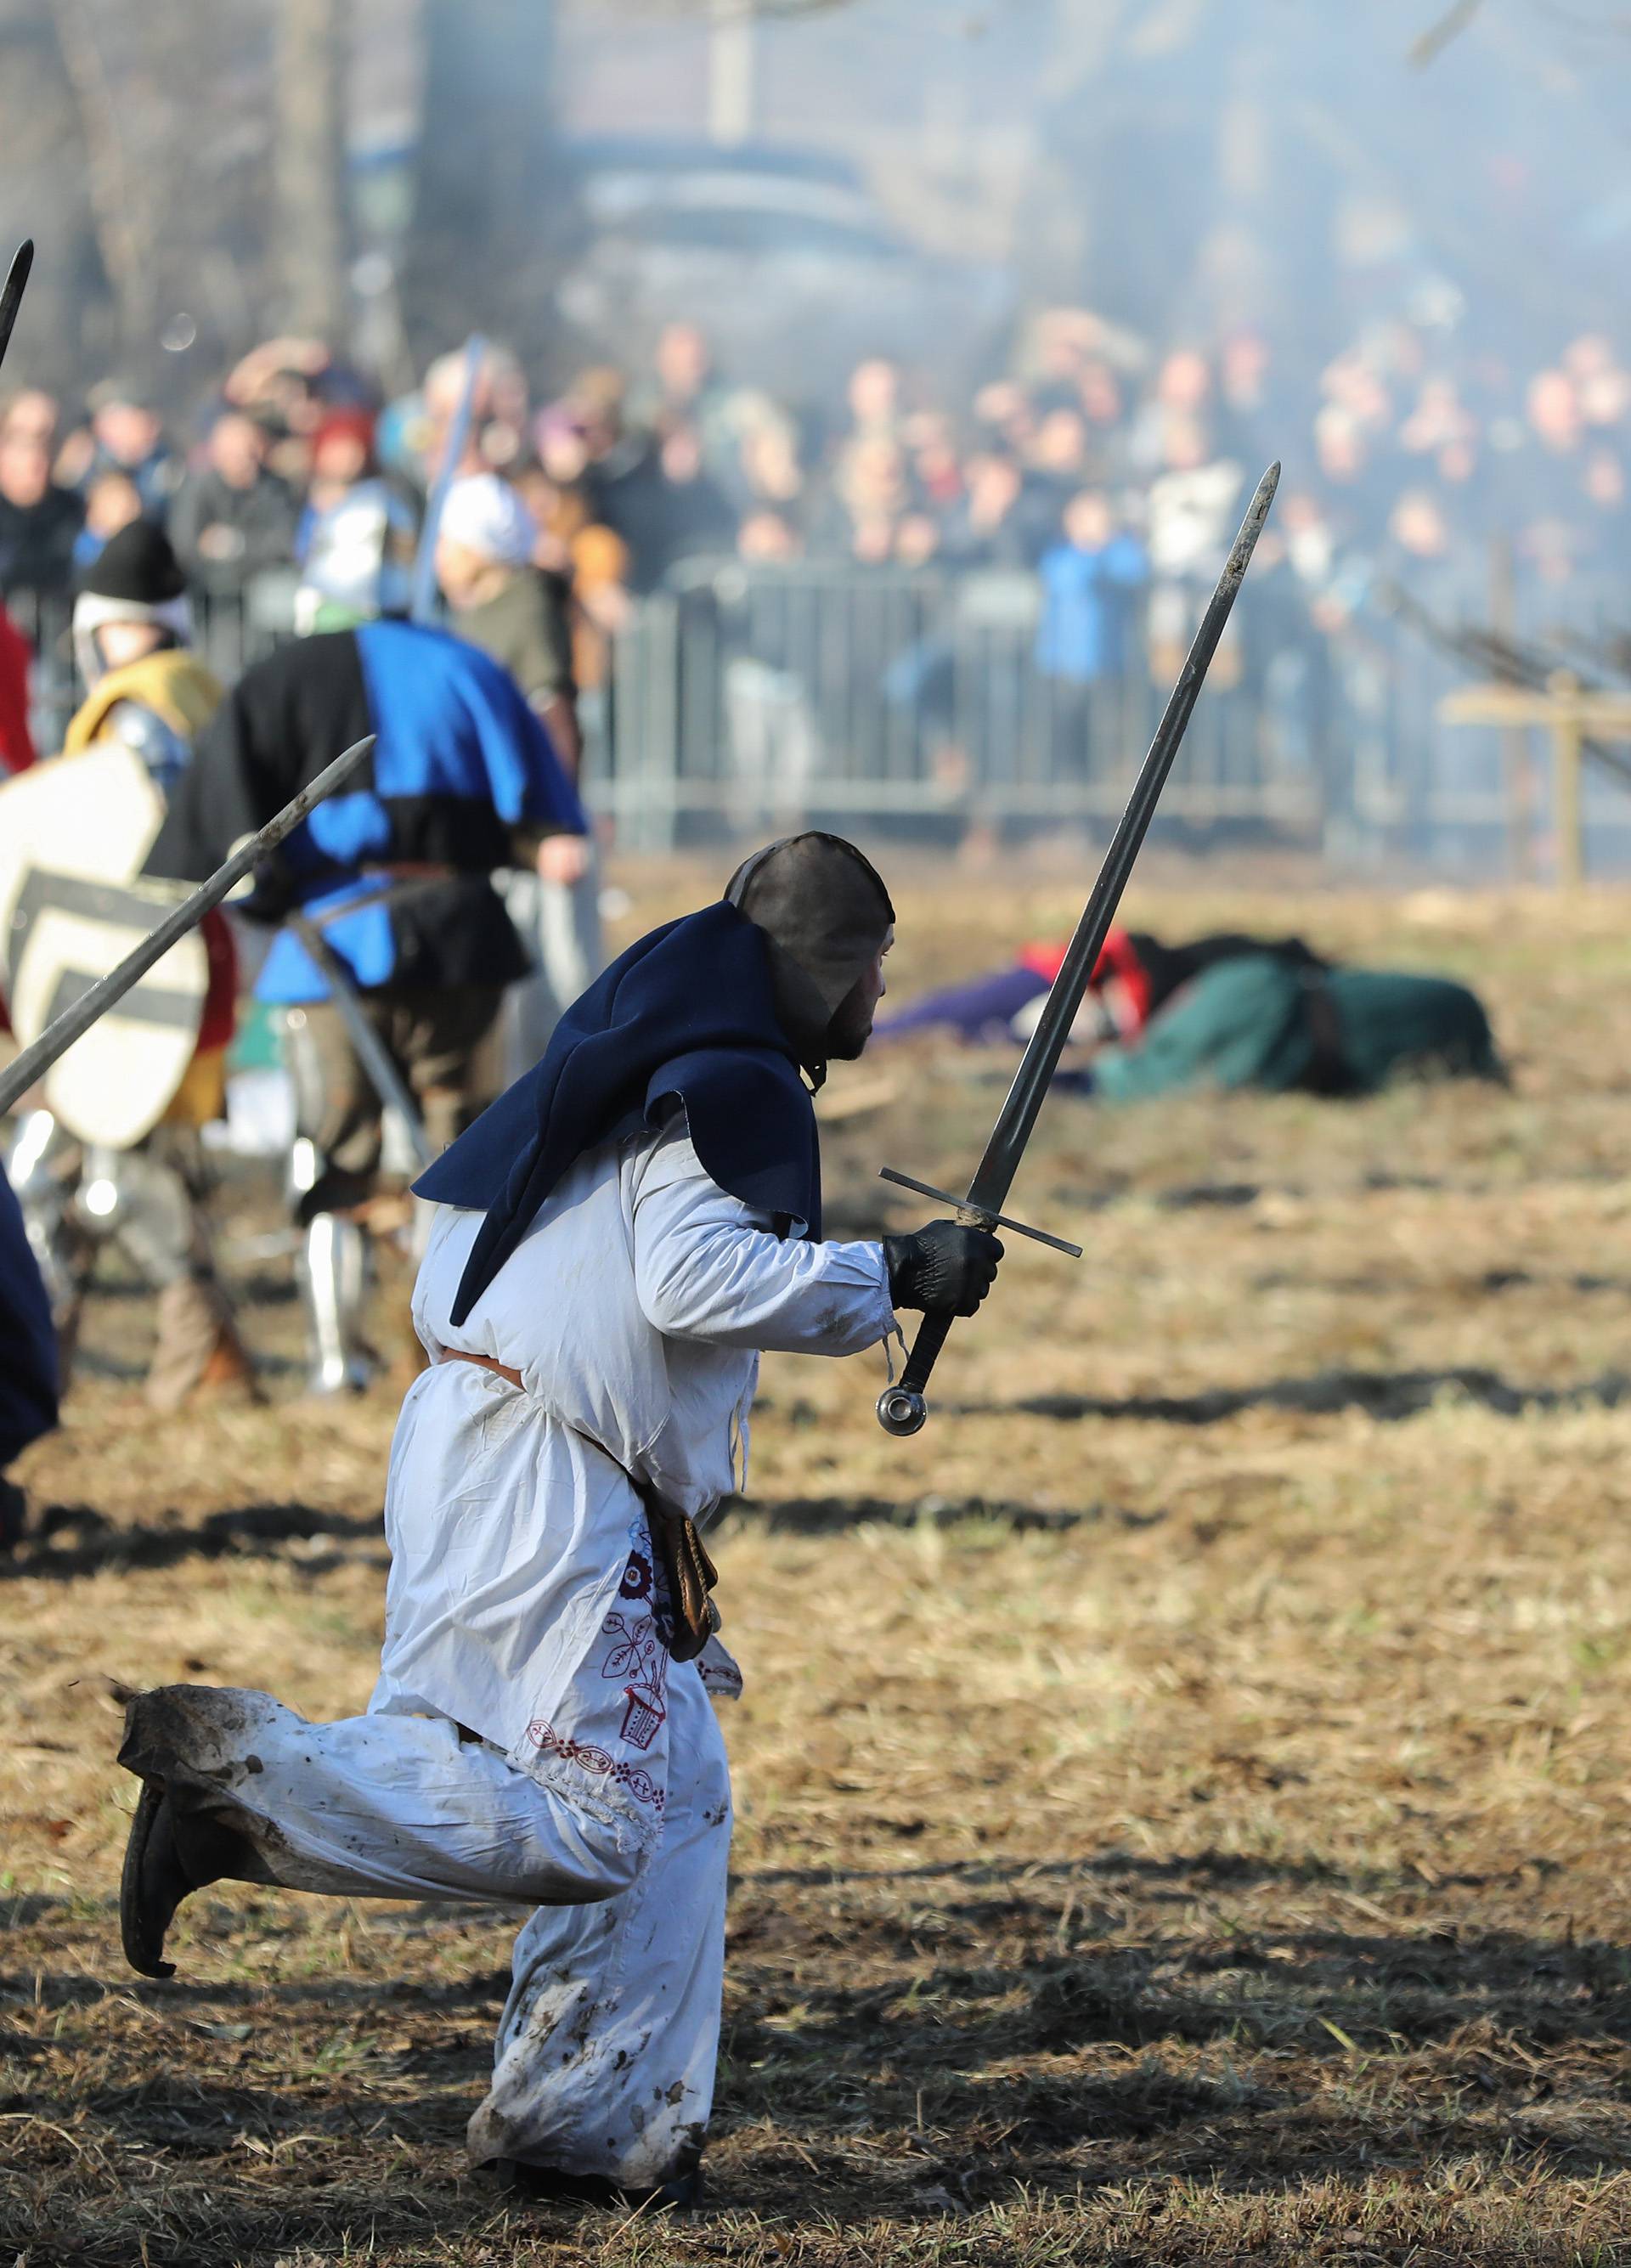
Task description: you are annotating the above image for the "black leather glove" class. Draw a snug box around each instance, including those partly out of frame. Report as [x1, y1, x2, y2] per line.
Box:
[883, 1220, 1003, 1316]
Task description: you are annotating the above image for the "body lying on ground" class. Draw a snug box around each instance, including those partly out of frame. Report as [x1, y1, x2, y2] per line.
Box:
[878, 927, 1503, 1102]
[1085, 951, 1504, 1102]
[875, 926, 1326, 1050]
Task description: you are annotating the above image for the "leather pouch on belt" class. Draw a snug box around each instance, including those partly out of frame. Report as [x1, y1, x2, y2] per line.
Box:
[652, 1508, 721, 1663]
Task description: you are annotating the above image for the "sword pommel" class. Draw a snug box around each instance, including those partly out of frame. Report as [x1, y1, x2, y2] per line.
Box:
[876, 1385, 928, 1438]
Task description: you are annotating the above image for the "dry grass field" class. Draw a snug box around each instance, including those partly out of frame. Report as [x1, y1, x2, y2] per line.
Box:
[5, 866, 1631, 2265]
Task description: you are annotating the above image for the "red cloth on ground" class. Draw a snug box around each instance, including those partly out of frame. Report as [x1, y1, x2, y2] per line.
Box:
[1016, 928, 1154, 1035]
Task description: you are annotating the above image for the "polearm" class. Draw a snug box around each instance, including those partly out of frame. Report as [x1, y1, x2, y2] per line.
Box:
[0, 736, 375, 1119]
[0, 241, 33, 374]
[362, 331, 484, 1142]
[876, 464, 1282, 1439]
[409, 332, 486, 623]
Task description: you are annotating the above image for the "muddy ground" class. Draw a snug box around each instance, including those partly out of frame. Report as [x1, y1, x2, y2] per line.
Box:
[4, 868, 1631, 2265]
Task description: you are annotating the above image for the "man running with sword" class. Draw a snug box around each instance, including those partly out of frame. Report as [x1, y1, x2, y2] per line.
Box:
[112, 461, 1280, 2209]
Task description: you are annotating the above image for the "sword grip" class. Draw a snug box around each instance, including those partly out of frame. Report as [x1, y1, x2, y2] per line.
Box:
[876, 1308, 955, 1437]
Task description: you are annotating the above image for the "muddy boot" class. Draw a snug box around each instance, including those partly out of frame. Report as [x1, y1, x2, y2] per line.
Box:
[118, 1688, 279, 1977]
[119, 1782, 194, 1979]
[118, 1781, 266, 1980]
[491, 2160, 704, 2213]
[145, 1277, 260, 1413]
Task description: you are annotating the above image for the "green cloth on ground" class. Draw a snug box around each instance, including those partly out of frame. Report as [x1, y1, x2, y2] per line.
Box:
[1091, 954, 1502, 1105]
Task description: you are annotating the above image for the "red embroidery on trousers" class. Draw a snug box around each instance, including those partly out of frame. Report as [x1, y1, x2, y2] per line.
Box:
[524, 1719, 664, 1812]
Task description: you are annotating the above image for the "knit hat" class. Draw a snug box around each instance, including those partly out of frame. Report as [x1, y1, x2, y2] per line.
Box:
[72, 522, 192, 675]
[437, 472, 538, 568]
[76, 520, 186, 607]
[311, 405, 377, 471]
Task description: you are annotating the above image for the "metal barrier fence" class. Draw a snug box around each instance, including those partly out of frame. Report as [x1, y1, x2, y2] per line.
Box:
[595, 561, 1326, 853]
[594, 561, 1631, 874]
[12, 561, 1631, 876]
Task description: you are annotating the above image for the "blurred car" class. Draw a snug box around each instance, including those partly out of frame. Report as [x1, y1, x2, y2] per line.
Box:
[553, 136, 1013, 396]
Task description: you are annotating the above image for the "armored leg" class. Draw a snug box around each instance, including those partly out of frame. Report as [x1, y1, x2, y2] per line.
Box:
[76, 1142, 255, 1411]
[289, 1136, 374, 1396]
[6, 1109, 89, 1331]
[284, 1006, 380, 1395]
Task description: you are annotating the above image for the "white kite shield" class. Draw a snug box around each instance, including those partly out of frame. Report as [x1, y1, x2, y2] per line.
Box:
[0, 746, 209, 1148]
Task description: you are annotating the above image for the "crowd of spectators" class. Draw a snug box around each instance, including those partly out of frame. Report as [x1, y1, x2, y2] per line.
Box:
[3, 304, 1628, 792]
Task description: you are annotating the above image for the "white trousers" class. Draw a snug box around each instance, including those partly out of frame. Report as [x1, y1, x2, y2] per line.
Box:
[122, 1662, 731, 2189]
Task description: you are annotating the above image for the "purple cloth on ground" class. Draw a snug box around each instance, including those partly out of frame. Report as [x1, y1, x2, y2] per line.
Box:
[875, 965, 1048, 1046]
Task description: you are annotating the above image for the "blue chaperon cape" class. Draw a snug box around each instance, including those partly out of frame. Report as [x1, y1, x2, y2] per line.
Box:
[415, 899, 821, 1327]
[0, 1162, 58, 1469]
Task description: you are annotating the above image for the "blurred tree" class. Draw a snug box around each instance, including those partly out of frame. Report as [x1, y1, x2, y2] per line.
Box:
[0, 2, 279, 396]
[401, 0, 562, 364]
[274, 0, 350, 337]
[0, 0, 103, 387]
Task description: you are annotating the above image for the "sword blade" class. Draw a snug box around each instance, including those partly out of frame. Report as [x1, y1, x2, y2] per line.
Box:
[0, 240, 35, 376]
[965, 461, 1280, 1219]
[876, 462, 1280, 1440]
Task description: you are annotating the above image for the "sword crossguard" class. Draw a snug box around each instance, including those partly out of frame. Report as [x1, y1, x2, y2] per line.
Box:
[877, 1167, 1084, 1259]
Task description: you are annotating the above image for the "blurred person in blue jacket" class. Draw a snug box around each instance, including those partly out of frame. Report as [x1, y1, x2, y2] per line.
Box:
[1035, 489, 1148, 778]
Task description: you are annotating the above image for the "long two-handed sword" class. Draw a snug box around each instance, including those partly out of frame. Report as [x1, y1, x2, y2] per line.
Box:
[876, 462, 1281, 1438]
[0, 240, 33, 375]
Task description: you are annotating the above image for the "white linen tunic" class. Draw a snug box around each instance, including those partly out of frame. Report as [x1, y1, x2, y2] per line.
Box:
[130, 1111, 895, 2186]
[371, 1114, 893, 1846]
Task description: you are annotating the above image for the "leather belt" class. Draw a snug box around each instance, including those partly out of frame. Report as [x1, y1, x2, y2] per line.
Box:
[1300, 972, 1355, 1097]
[435, 1347, 720, 1659]
[441, 1348, 524, 1391]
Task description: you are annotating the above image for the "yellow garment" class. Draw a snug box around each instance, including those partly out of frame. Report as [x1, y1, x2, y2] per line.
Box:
[62, 649, 234, 1126]
[61, 648, 223, 756]
[162, 1046, 229, 1129]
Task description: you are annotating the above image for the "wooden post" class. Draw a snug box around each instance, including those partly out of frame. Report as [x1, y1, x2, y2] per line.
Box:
[709, 0, 756, 146]
[275, 0, 351, 340]
[1549, 671, 1583, 890]
[1489, 538, 1532, 879]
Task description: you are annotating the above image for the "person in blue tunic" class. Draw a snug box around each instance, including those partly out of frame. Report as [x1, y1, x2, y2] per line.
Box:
[0, 1159, 59, 1547]
[145, 570, 589, 1394]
